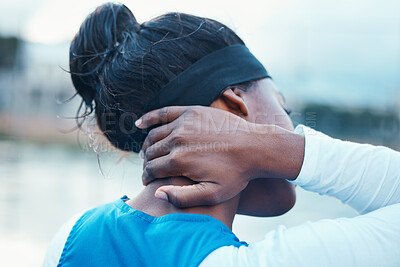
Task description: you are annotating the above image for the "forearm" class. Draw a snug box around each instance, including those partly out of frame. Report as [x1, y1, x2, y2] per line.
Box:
[201, 203, 400, 267]
[292, 125, 400, 213]
[247, 124, 305, 181]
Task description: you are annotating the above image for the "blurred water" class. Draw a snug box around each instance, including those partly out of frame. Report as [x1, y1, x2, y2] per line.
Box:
[0, 139, 357, 266]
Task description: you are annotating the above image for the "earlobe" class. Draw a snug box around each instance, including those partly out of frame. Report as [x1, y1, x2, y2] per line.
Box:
[221, 89, 249, 117]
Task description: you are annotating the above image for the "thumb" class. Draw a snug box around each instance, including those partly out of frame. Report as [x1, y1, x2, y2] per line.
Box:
[154, 183, 221, 208]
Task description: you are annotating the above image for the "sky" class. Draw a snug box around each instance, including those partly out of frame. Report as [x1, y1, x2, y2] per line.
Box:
[1, 0, 398, 44]
[1, 0, 400, 109]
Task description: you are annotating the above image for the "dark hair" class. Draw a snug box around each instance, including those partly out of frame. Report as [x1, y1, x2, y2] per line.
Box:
[70, 2, 248, 153]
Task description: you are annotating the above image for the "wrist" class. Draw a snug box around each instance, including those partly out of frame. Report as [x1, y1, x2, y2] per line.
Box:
[250, 124, 305, 181]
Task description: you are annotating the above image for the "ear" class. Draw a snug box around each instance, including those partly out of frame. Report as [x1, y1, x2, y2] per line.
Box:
[220, 88, 249, 117]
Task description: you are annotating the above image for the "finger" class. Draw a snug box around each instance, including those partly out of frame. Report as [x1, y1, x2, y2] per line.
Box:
[141, 122, 175, 154]
[141, 171, 154, 186]
[143, 136, 172, 167]
[135, 106, 190, 129]
[141, 170, 170, 186]
[142, 155, 181, 185]
[154, 183, 223, 208]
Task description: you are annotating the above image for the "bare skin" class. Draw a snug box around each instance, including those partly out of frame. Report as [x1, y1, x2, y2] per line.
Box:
[128, 78, 303, 226]
[126, 177, 240, 230]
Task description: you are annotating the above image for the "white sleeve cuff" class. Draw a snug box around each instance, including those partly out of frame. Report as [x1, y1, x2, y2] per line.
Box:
[290, 124, 328, 187]
[286, 124, 400, 214]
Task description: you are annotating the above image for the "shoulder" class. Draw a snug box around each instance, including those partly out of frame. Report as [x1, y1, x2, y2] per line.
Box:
[199, 246, 241, 267]
[42, 212, 84, 267]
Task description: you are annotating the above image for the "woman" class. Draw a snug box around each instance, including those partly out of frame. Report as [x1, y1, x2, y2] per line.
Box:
[44, 2, 298, 266]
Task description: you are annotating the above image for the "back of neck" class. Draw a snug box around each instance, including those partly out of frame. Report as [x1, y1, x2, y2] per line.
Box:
[126, 177, 240, 230]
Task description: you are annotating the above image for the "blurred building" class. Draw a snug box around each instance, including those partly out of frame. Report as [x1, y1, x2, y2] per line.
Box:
[0, 37, 79, 143]
[0, 35, 399, 148]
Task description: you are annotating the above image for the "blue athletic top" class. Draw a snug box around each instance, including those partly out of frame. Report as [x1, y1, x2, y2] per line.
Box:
[57, 196, 247, 267]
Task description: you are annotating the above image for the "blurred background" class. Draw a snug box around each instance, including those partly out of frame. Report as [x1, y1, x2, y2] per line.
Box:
[0, 0, 399, 265]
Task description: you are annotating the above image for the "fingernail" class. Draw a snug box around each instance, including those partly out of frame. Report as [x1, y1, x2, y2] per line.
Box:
[135, 118, 142, 127]
[155, 190, 169, 202]
[139, 150, 144, 159]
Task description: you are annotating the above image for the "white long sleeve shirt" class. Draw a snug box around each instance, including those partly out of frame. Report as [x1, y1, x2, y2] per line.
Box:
[43, 125, 400, 266]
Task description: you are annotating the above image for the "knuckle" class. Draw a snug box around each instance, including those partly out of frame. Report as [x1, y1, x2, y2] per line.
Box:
[170, 132, 183, 144]
[141, 141, 149, 154]
[169, 120, 180, 131]
[169, 150, 182, 167]
[141, 172, 149, 184]
[159, 107, 169, 121]
[147, 129, 157, 143]
[160, 141, 170, 154]
[173, 121, 184, 133]
[144, 147, 153, 161]
[144, 161, 154, 177]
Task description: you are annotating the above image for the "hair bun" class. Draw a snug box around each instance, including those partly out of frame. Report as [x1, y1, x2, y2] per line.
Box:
[69, 2, 138, 106]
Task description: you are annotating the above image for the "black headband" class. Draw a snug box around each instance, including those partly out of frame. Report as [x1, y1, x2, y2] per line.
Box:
[129, 44, 270, 152]
[143, 44, 271, 113]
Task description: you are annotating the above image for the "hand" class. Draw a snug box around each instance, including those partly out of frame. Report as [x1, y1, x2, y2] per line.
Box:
[136, 106, 304, 208]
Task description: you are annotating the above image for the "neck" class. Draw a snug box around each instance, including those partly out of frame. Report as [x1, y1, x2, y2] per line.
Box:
[126, 177, 240, 230]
